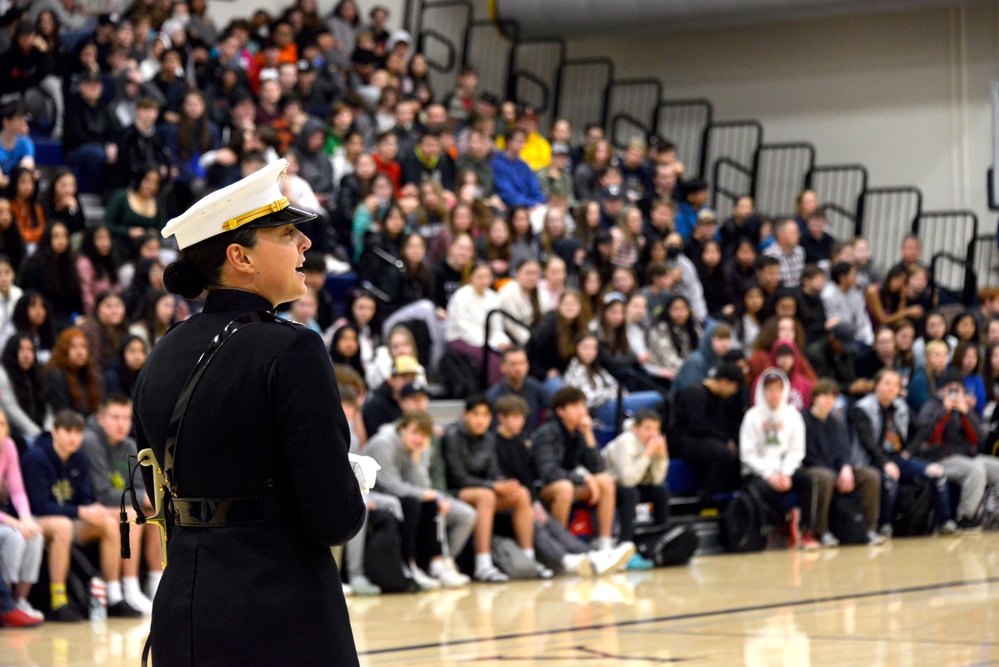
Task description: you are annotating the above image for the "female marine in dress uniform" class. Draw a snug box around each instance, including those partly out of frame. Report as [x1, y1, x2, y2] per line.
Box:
[133, 160, 366, 666]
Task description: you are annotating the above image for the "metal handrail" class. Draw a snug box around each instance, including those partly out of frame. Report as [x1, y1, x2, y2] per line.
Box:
[612, 369, 668, 436]
[480, 308, 533, 390]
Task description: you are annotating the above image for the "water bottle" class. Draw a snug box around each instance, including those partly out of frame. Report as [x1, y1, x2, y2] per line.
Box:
[89, 577, 107, 622]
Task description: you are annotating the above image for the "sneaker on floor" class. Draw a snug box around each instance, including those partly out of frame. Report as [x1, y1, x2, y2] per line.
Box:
[0, 606, 43, 628]
[14, 598, 45, 621]
[938, 519, 960, 536]
[957, 518, 983, 534]
[409, 565, 441, 591]
[350, 576, 381, 596]
[561, 552, 593, 577]
[108, 600, 144, 618]
[865, 530, 886, 546]
[590, 542, 636, 576]
[437, 567, 470, 588]
[819, 532, 840, 548]
[534, 561, 554, 579]
[798, 531, 820, 550]
[47, 604, 83, 623]
[342, 583, 354, 596]
[473, 565, 510, 583]
[878, 524, 893, 539]
[626, 553, 655, 570]
[123, 590, 153, 615]
[430, 559, 471, 587]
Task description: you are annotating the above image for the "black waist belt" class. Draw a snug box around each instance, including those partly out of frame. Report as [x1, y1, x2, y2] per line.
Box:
[172, 495, 281, 527]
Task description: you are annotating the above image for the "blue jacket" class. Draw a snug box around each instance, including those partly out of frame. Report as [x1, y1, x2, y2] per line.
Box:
[491, 152, 545, 208]
[21, 433, 94, 518]
[675, 201, 699, 240]
[672, 321, 724, 395]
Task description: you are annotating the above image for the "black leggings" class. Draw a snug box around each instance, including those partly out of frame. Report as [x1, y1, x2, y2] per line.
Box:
[744, 470, 816, 531]
[616, 484, 671, 542]
[399, 497, 442, 568]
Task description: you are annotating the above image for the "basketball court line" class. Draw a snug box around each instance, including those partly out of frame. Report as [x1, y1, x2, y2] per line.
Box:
[358, 576, 999, 657]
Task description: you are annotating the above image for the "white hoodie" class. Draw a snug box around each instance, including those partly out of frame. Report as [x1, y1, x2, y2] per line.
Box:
[739, 367, 805, 478]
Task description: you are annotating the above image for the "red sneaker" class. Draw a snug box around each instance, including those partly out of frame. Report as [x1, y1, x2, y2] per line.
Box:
[0, 607, 44, 628]
[787, 507, 801, 549]
[799, 531, 821, 550]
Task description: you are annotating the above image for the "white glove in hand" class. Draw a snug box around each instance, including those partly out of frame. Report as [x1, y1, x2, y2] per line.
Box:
[348, 453, 380, 494]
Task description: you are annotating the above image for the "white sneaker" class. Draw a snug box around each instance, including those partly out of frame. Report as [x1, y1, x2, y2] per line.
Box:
[562, 552, 594, 577]
[122, 582, 153, 615]
[534, 561, 554, 579]
[350, 575, 381, 596]
[409, 565, 441, 591]
[342, 583, 354, 596]
[444, 558, 471, 585]
[589, 542, 636, 576]
[15, 598, 44, 620]
[437, 567, 470, 588]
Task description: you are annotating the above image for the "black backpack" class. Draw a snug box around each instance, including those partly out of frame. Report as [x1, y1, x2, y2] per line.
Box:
[893, 480, 935, 537]
[363, 509, 413, 593]
[438, 349, 480, 398]
[829, 491, 869, 545]
[634, 523, 700, 566]
[722, 485, 770, 553]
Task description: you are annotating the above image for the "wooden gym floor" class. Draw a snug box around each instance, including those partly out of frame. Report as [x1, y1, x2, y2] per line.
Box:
[3, 534, 998, 666]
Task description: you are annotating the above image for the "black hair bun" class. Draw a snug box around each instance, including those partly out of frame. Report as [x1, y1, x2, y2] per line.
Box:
[163, 258, 208, 300]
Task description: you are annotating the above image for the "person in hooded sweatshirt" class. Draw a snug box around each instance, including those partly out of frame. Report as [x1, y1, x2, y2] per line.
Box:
[671, 321, 734, 395]
[739, 368, 820, 549]
[293, 117, 336, 213]
[752, 340, 813, 412]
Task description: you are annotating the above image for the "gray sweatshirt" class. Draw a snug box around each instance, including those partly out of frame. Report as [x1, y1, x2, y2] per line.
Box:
[364, 423, 433, 500]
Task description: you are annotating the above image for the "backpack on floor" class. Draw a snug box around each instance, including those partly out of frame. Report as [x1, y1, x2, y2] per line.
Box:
[829, 491, 869, 545]
[438, 349, 480, 398]
[363, 509, 413, 593]
[893, 480, 935, 537]
[491, 536, 538, 579]
[981, 483, 999, 531]
[721, 485, 770, 553]
[633, 523, 700, 566]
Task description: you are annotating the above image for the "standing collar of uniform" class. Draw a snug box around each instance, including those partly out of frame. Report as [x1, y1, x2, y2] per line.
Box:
[202, 289, 276, 315]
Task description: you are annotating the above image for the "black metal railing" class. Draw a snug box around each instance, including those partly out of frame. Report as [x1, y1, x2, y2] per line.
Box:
[509, 38, 565, 129]
[751, 142, 816, 221]
[463, 20, 515, 104]
[655, 99, 713, 179]
[930, 251, 976, 306]
[915, 211, 979, 290]
[606, 78, 663, 149]
[554, 58, 614, 145]
[416, 0, 472, 97]
[412, 0, 990, 307]
[806, 164, 868, 240]
[705, 120, 763, 221]
[859, 187, 923, 272]
[974, 234, 999, 289]
[481, 309, 533, 390]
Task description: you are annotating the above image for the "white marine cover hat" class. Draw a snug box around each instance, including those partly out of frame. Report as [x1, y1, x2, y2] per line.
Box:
[162, 158, 317, 250]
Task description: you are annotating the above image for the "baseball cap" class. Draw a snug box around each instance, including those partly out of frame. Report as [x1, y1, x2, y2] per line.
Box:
[830, 322, 858, 355]
[399, 382, 429, 399]
[392, 355, 421, 376]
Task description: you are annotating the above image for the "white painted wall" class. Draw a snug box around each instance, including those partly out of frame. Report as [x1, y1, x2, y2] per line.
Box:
[563, 3, 998, 228]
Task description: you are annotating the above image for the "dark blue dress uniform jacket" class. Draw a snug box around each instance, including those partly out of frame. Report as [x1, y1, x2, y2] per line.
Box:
[133, 288, 365, 666]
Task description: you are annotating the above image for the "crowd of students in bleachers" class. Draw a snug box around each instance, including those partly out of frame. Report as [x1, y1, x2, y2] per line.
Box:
[1, 0, 999, 628]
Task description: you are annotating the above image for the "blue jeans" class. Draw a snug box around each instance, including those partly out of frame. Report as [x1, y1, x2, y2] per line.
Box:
[66, 143, 107, 194]
[592, 391, 663, 426]
[542, 376, 564, 401]
[880, 454, 951, 527]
